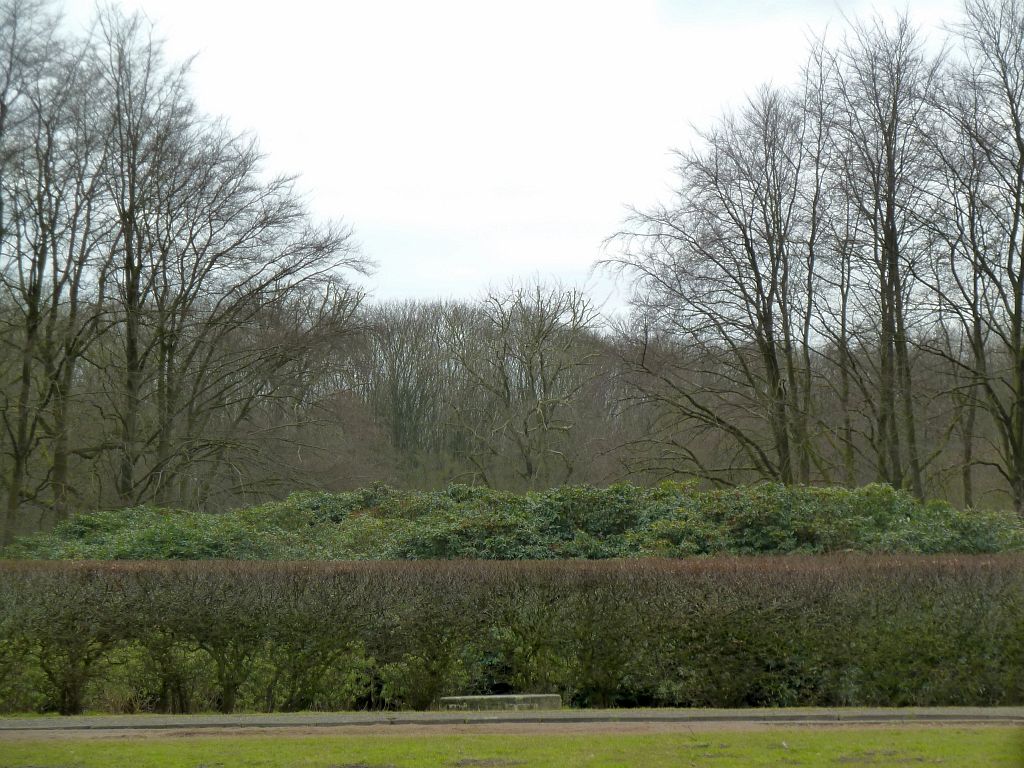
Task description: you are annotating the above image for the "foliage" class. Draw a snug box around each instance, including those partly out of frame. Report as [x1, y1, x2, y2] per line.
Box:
[5, 483, 1022, 561]
[0, 556, 1021, 713]
[2, 728, 1023, 768]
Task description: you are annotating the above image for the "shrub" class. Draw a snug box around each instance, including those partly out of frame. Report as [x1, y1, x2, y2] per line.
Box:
[0, 556, 1020, 713]
[6, 483, 1023, 561]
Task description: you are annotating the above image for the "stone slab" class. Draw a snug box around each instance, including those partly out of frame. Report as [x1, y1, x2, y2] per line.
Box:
[438, 694, 562, 711]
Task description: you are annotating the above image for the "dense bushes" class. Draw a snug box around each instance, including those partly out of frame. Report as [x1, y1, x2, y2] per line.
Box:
[6, 483, 1023, 560]
[6, 484, 1017, 714]
[0, 556, 1021, 714]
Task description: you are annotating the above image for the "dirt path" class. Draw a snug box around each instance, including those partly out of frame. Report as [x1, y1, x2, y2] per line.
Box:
[4, 720, 1020, 742]
[2, 708, 1021, 741]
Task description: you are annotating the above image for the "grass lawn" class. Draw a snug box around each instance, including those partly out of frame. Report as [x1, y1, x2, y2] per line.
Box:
[1, 727, 1022, 767]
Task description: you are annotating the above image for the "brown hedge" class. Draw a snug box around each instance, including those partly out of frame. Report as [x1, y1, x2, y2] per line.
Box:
[0, 556, 1021, 713]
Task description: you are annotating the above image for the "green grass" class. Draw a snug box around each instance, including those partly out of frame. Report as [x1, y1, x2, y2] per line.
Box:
[2, 727, 1022, 767]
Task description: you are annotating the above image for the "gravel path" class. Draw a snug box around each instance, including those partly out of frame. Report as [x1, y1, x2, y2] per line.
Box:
[1, 706, 1021, 736]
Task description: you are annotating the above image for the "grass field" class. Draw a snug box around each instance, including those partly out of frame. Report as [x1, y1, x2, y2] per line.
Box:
[2, 726, 1023, 767]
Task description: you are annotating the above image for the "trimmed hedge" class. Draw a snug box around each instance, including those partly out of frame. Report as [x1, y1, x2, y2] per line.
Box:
[6, 483, 1023, 560]
[0, 556, 1021, 714]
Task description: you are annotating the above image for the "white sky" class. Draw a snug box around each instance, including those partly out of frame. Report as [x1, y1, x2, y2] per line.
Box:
[63, 0, 961, 309]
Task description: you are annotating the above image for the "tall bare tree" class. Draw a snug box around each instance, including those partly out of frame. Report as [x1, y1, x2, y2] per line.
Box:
[445, 282, 599, 488]
[610, 86, 823, 485]
[93, 8, 364, 507]
[0, 0, 112, 543]
[920, 0, 1024, 513]
[823, 14, 942, 497]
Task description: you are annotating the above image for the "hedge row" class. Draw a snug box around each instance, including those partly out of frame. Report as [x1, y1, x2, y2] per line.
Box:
[6, 483, 1023, 560]
[0, 556, 1021, 714]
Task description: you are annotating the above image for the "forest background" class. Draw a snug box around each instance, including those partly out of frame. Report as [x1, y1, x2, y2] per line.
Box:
[3, 0, 1024, 547]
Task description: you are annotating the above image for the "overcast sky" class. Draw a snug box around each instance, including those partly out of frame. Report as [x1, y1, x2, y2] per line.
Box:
[64, 0, 961, 308]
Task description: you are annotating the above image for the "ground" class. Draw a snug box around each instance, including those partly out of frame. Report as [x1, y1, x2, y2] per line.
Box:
[2, 721, 1022, 767]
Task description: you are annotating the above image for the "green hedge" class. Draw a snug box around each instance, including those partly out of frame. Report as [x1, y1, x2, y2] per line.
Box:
[6, 483, 1023, 560]
[0, 556, 1021, 714]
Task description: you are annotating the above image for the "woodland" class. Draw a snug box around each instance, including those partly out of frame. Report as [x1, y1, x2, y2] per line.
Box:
[3, 0, 1024, 549]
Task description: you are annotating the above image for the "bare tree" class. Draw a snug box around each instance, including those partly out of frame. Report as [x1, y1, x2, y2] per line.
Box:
[0, 0, 111, 543]
[445, 282, 599, 488]
[823, 14, 942, 497]
[609, 86, 822, 485]
[353, 300, 458, 460]
[920, 0, 1024, 513]
[88, 9, 365, 508]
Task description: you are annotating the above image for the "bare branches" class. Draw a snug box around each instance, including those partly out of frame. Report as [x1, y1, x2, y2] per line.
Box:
[444, 281, 600, 489]
[0, 3, 366, 540]
[602, 3, 1024, 509]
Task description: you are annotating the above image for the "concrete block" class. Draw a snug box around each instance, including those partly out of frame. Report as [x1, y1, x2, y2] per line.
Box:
[438, 694, 562, 711]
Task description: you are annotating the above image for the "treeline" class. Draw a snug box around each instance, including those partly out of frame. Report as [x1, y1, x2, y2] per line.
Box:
[609, 0, 1024, 513]
[345, 0, 1024, 511]
[7, 483, 1022, 560]
[5, 0, 1024, 543]
[1, 557, 1020, 713]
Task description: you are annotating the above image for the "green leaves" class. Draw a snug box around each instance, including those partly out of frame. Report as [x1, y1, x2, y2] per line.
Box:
[6, 483, 1023, 561]
[1, 557, 1021, 712]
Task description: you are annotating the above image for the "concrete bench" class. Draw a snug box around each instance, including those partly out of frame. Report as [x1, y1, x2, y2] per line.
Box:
[438, 694, 562, 711]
